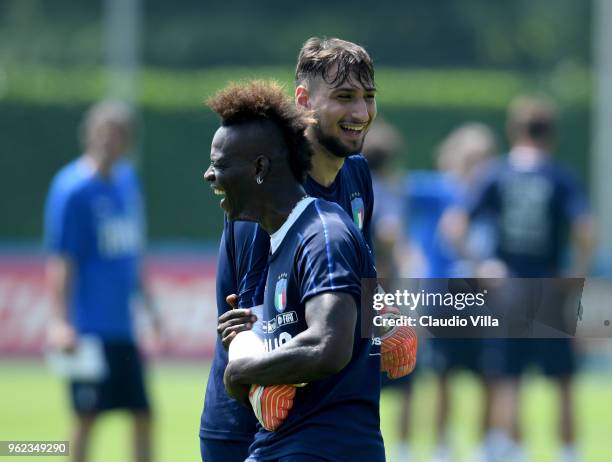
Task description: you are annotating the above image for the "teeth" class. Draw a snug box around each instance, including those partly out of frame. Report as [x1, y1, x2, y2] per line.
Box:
[213, 188, 225, 196]
[340, 123, 365, 132]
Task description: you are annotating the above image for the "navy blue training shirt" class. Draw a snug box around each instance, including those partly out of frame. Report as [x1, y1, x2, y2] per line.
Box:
[468, 155, 589, 277]
[249, 197, 383, 462]
[200, 154, 375, 442]
[305, 154, 374, 252]
[200, 219, 269, 441]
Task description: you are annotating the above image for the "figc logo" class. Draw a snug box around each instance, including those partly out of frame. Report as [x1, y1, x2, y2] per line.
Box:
[274, 277, 288, 313]
[351, 196, 364, 230]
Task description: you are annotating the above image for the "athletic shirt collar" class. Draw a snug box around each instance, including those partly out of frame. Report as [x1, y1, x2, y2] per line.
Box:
[270, 196, 316, 255]
[305, 171, 341, 196]
[508, 146, 549, 171]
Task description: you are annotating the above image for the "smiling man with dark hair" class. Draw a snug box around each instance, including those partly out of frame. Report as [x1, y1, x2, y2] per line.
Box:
[199, 38, 416, 462]
[204, 79, 384, 462]
[295, 37, 377, 176]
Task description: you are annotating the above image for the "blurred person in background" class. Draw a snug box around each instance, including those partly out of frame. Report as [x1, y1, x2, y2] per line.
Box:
[45, 101, 161, 462]
[362, 119, 416, 462]
[362, 118, 406, 280]
[405, 123, 498, 462]
[459, 96, 596, 462]
[401, 123, 497, 283]
[437, 123, 500, 274]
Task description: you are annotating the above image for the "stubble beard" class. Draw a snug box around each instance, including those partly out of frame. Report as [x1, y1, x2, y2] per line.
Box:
[313, 124, 364, 159]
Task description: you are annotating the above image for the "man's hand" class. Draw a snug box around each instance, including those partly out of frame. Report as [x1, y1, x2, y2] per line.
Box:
[249, 384, 296, 431]
[380, 308, 418, 379]
[140, 311, 166, 355]
[217, 294, 258, 350]
[47, 318, 77, 352]
[46, 256, 76, 352]
[223, 360, 251, 404]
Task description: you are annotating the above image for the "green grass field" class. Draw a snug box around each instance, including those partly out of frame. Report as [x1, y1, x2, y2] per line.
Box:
[1, 360, 611, 461]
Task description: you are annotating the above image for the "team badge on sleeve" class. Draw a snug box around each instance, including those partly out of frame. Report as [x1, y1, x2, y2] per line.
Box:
[351, 196, 365, 230]
[274, 277, 288, 313]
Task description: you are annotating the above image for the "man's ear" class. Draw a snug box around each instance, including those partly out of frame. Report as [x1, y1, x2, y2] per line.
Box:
[254, 155, 271, 182]
[295, 85, 310, 109]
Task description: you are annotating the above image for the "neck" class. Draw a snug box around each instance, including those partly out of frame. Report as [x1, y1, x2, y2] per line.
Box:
[307, 144, 345, 188]
[259, 184, 307, 235]
[513, 139, 550, 153]
[509, 143, 550, 170]
[83, 152, 113, 177]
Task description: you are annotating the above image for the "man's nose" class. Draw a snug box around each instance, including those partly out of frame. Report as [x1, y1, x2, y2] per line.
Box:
[351, 98, 369, 122]
[203, 165, 214, 182]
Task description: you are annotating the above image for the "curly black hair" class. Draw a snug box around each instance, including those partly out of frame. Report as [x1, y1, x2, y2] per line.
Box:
[207, 80, 314, 183]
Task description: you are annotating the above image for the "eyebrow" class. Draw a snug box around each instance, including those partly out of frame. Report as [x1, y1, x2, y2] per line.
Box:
[332, 86, 377, 93]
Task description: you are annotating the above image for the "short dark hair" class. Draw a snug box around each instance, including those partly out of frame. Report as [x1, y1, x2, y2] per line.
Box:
[361, 118, 404, 172]
[507, 95, 557, 143]
[80, 99, 135, 149]
[295, 37, 375, 90]
[207, 80, 314, 183]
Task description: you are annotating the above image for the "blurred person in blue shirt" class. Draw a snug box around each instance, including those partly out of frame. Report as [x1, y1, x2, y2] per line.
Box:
[363, 118, 420, 461]
[45, 101, 160, 462]
[458, 96, 595, 462]
[405, 123, 498, 462]
[362, 119, 406, 281]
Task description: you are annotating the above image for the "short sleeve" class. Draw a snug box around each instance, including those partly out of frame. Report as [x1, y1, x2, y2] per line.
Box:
[233, 221, 270, 308]
[466, 162, 500, 217]
[297, 202, 363, 304]
[558, 167, 589, 221]
[357, 156, 375, 254]
[44, 183, 83, 258]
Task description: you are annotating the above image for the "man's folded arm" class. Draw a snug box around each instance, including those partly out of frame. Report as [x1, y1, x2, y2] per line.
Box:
[224, 291, 356, 387]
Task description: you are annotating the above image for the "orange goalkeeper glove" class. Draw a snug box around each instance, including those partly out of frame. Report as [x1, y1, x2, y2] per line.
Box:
[248, 384, 296, 431]
[380, 308, 418, 379]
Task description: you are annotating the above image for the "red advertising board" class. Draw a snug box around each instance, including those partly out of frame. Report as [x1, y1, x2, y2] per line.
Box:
[0, 254, 218, 358]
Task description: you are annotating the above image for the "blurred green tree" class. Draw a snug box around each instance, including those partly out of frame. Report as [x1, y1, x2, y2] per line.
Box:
[0, 0, 591, 70]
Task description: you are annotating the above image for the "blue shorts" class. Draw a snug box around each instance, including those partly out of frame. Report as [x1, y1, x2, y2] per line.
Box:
[70, 341, 150, 414]
[381, 370, 415, 389]
[245, 455, 330, 462]
[426, 338, 481, 375]
[477, 339, 511, 378]
[478, 338, 577, 378]
[514, 338, 577, 377]
[200, 437, 251, 462]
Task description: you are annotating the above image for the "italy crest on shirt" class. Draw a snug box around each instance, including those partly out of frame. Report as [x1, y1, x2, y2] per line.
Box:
[351, 195, 365, 230]
[274, 276, 288, 313]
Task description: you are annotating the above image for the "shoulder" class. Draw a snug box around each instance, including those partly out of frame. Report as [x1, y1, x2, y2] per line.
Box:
[295, 201, 373, 291]
[545, 159, 582, 184]
[226, 219, 269, 258]
[308, 198, 350, 223]
[483, 156, 508, 176]
[471, 157, 507, 189]
[113, 159, 141, 186]
[115, 159, 138, 176]
[344, 154, 372, 178]
[48, 160, 91, 205]
[232, 220, 262, 237]
[303, 199, 362, 244]
[346, 154, 369, 168]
